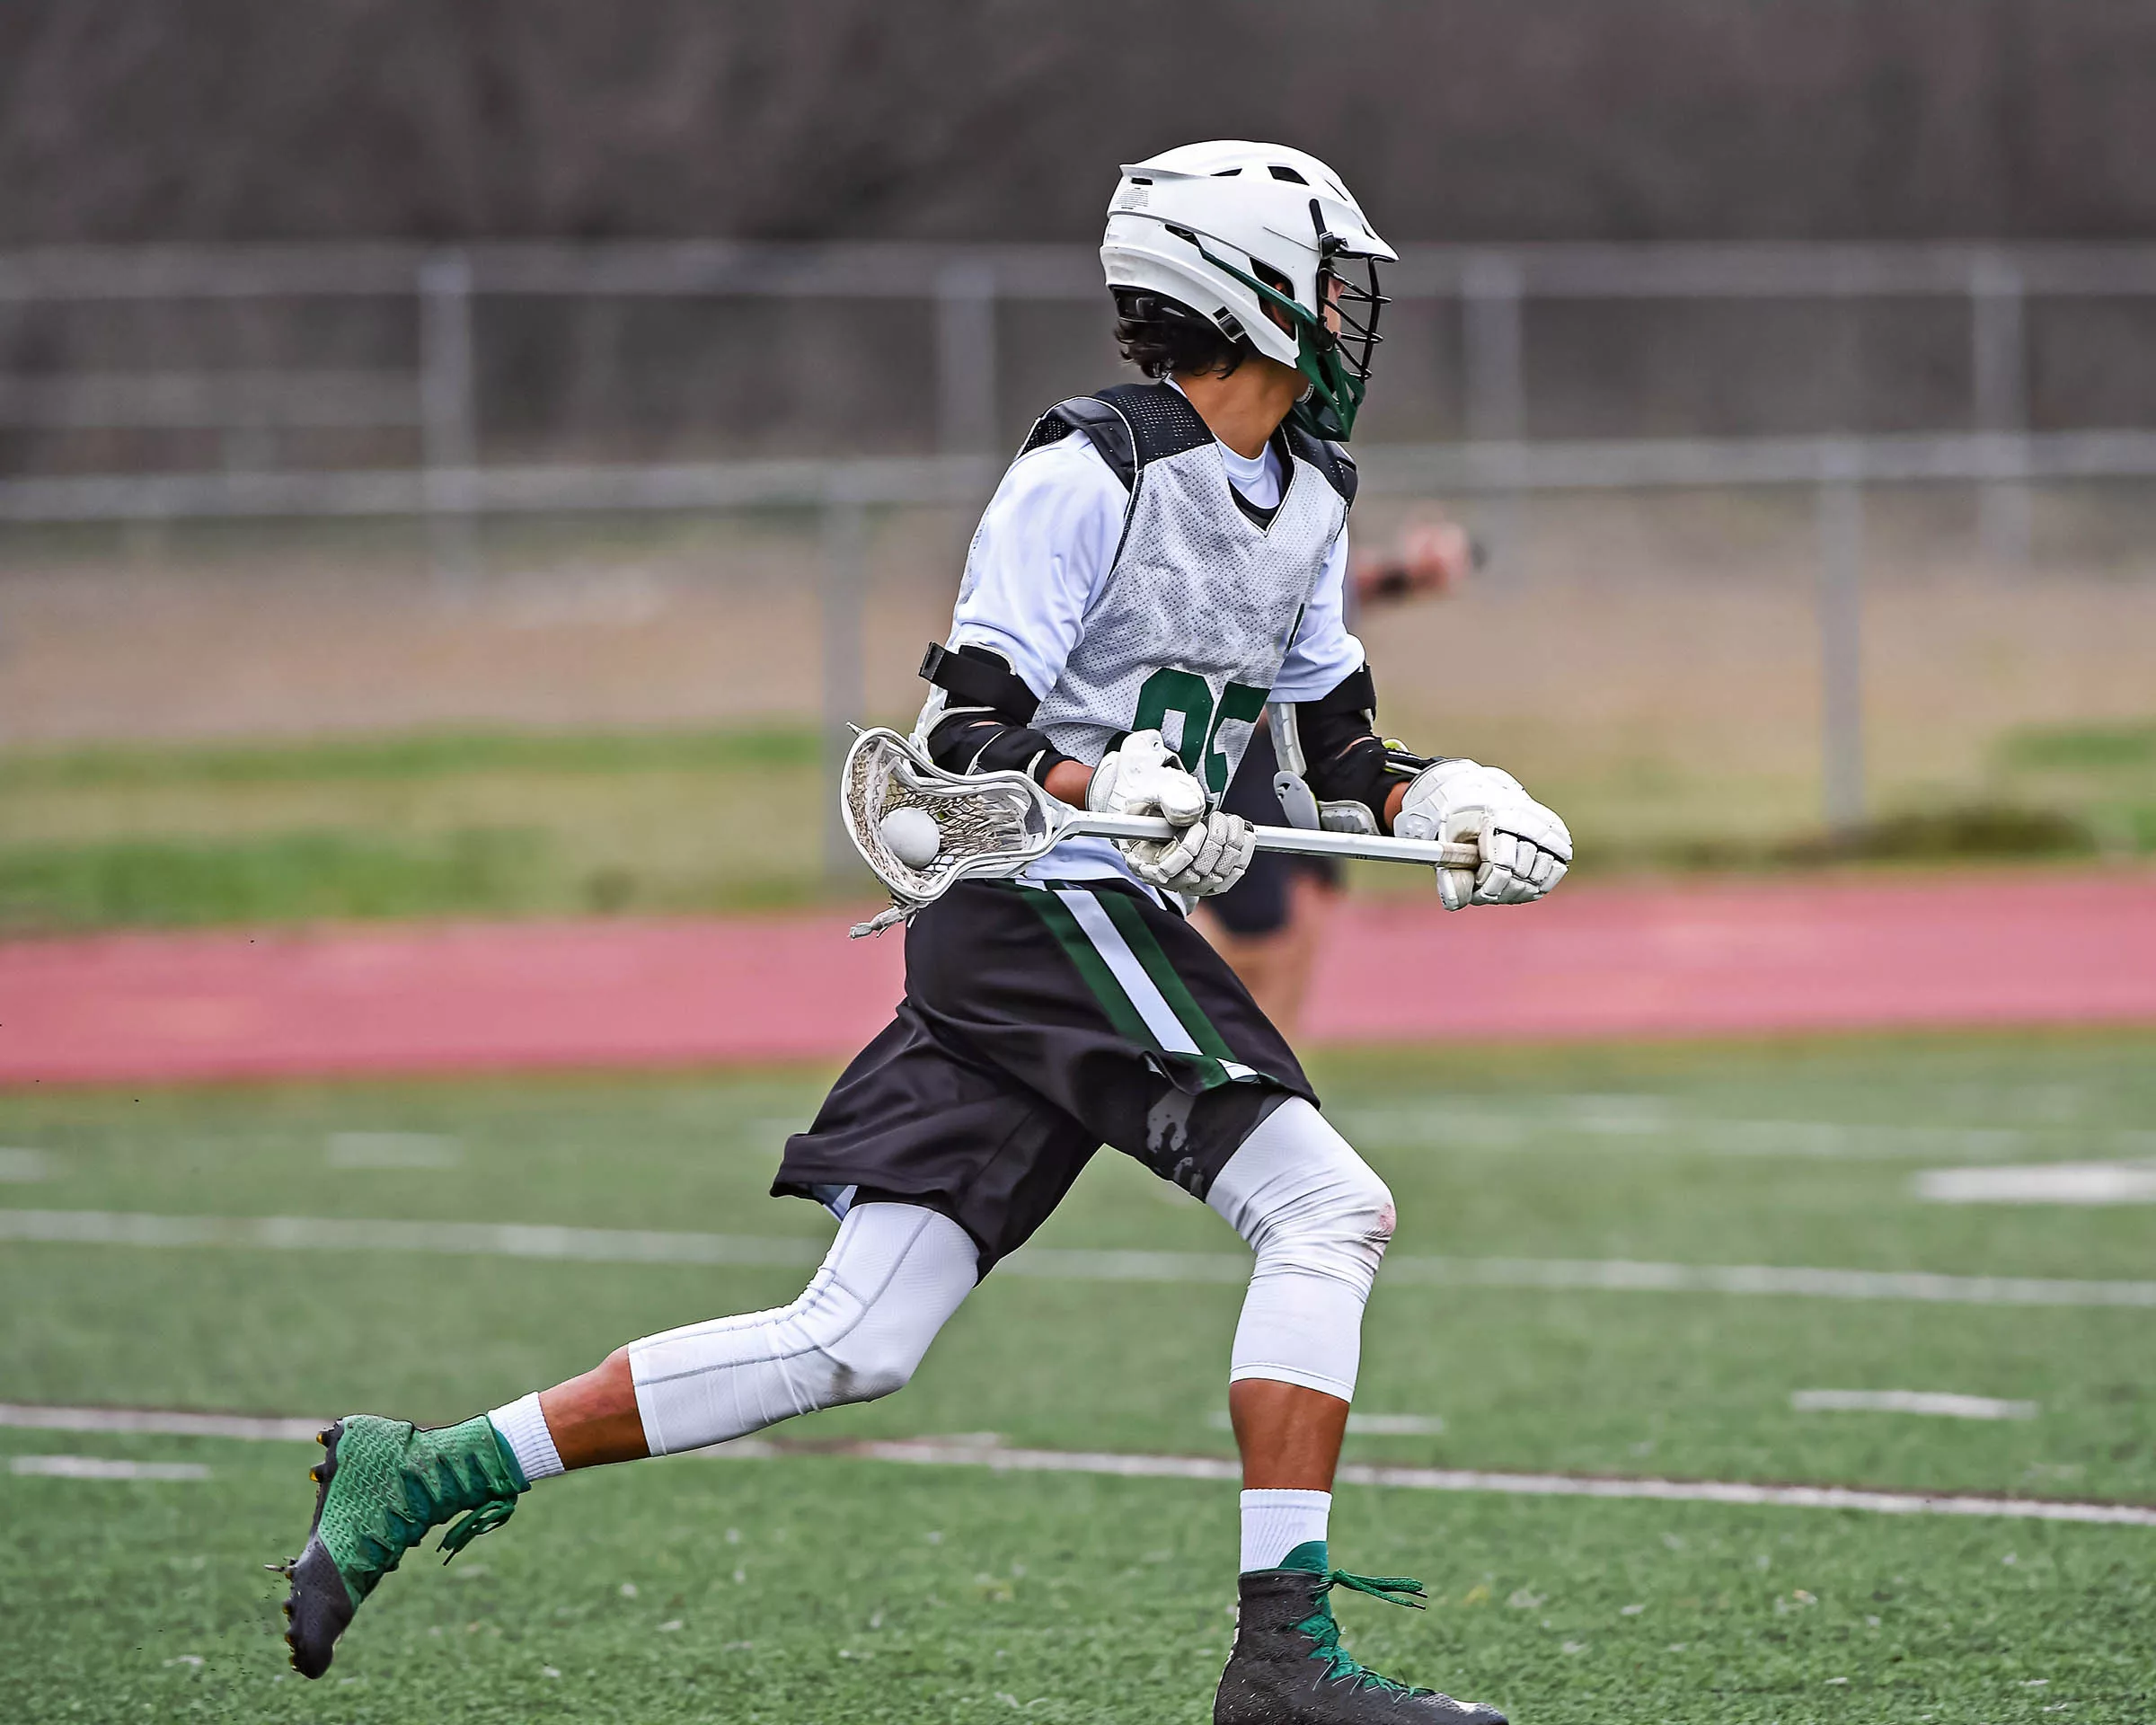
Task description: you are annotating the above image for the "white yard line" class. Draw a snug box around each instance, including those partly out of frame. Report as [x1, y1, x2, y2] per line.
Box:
[4, 1402, 2149, 1526]
[1332, 1108, 2156, 1163]
[1916, 1163, 2156, 1205]
[1791, 1389, 2039, 1420]
[8, 1207, 2156, 1309]
[1345, 1413, 1447, 1437]
[10, 1455, 208, 1481]
[1208, 1410, 1446, 1435]
[1374, 1254, 2156, 1308]
[823, 1440, 2156, 1528]
[0, 1402, 326, 1442]
[1013, 1246, 1247, 1283]
[0, 1208, 825, 1267]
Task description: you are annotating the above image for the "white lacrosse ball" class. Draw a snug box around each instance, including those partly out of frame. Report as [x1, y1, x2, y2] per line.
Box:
[879, 806, 941, 870]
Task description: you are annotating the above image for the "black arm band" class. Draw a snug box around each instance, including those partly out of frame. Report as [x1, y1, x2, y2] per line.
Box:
[919, 641, 1041, 724]
[924, 711, 1074, 784]
[1294, 664, 1434, 825]
[918, 641, 1071, 784]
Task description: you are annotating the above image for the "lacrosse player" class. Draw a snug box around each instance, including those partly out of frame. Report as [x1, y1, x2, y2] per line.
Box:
[274, 141, 1568, 1724]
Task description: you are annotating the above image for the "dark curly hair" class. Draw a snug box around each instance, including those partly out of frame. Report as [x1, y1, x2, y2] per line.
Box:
[1112, 288, 1249, 380]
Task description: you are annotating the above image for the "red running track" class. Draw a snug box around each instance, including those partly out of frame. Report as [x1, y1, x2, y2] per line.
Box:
[4, 871, 2152, 1087]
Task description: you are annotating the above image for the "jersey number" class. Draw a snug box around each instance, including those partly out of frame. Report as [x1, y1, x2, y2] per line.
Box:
[1133, 668, 1269, 795]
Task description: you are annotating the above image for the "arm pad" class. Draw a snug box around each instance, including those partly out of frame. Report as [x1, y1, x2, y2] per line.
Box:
[1293, 665, 1436, 827]
[920, 642, 1075, 786]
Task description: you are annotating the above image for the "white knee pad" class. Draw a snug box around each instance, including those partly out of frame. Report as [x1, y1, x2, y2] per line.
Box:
[626, 1203, 977, 1456]
[1206, 1097, 1394, 1402]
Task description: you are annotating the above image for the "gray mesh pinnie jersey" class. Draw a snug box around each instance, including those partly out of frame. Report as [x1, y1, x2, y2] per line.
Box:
[1014, 384, 1353, 803]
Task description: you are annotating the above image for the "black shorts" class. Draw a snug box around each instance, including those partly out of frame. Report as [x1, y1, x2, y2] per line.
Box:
[773, 877, 1313, 1271]
[1207, 724, 1341, 939]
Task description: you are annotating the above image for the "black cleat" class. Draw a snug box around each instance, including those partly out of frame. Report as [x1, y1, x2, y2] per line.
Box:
[1215, 1544, 1508, 1725]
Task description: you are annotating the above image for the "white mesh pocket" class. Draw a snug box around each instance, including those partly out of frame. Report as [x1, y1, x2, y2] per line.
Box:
[842, 730, 1058, 936]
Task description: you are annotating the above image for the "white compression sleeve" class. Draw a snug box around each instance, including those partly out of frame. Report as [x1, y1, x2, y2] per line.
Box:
[626, 1203, 978, 1456]
[1206, 1097, 1395, 1403]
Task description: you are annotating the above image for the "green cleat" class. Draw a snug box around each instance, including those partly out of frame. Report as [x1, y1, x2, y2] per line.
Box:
[272, 1413, 528, 1679]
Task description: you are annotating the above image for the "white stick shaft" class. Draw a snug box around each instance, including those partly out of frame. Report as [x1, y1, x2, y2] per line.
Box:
[1066, 811, 1478, 870]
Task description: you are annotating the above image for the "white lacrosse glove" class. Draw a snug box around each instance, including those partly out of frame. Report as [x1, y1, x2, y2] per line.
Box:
[1394, 758, 1572, 911]
[1089, 729, 1257, 898]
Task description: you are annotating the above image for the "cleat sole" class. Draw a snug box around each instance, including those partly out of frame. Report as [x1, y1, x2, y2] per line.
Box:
[282, 1541, 352, 1677]
[279, 1419, 354, 1680]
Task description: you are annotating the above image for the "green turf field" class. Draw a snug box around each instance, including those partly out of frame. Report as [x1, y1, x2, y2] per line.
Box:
[4, 1031, 2153, 1721]
[0, 726, 835, 932]
[1, 715, 2148, 933]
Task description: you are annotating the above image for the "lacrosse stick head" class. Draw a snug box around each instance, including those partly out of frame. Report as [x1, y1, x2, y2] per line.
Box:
[841, 728, 1061, 936]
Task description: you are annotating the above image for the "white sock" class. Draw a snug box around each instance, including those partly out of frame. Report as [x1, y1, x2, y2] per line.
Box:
[488, 1392, 565, 1483]
[1240, 1488, 1330, 1572]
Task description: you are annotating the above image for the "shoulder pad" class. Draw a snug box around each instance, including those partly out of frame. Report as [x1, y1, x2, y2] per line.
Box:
[1092, 382, 1215, 469]
[1015, 396, 1138, 490]
[1013, 382, 1220, 491]
[1282, 422, 1359, 507]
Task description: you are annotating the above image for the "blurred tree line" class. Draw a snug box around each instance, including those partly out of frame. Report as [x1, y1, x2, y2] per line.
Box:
[3, 0, 2152, 245]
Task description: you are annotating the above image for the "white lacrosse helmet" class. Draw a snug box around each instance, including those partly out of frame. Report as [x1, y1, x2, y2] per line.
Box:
[1101, 139, 1397, 441]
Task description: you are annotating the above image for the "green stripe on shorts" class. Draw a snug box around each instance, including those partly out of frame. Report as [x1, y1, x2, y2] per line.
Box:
[1094, 888, 1239, 1065]
[1023, 886, 1161, 1051]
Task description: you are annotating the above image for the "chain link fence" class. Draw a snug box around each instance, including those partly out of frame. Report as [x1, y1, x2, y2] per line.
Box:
[4, 241, 2155, 880]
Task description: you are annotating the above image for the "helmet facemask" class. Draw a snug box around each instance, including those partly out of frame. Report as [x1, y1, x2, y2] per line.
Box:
[1295, 242, 1386, 442]
[1181, 198, 1387, 441]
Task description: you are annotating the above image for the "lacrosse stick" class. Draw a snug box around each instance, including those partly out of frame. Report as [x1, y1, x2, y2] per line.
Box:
[841, 726, 1480, 937]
